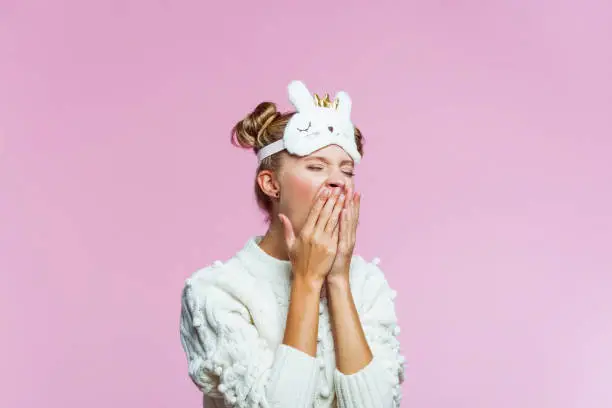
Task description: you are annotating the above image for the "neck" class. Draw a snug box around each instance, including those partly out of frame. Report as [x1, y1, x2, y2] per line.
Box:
[258, 218, 290, 261]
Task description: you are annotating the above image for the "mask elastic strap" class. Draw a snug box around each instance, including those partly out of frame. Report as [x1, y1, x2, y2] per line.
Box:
[256, 139, 285, 163]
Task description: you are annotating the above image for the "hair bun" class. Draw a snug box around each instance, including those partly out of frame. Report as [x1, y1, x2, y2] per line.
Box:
[231, 102, 280, 151]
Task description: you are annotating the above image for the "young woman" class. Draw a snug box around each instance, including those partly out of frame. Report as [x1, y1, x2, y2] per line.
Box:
[179, 80, 405, 408]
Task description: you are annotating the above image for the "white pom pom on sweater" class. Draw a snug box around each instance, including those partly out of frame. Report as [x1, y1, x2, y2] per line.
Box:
[179, 236, 405, 408]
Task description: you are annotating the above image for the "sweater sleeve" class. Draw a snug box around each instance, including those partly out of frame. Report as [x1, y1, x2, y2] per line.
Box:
[179, 275, 320, 408]
[333, 258, 406, 408]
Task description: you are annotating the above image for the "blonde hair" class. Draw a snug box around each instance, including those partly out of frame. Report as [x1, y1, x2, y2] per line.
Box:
[231, 101, 365, 221]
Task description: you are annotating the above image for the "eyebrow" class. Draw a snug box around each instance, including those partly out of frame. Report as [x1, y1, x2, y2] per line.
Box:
[305, 156, 354, 166]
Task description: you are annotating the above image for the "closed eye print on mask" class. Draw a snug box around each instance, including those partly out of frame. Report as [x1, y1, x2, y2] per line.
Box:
[297, 121, 312, 132]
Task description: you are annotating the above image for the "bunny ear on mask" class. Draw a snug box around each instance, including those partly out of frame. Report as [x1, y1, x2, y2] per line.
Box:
[288, 80, 315, 112]
[256, 80, 362, 164]
[334, 91, 352, 119]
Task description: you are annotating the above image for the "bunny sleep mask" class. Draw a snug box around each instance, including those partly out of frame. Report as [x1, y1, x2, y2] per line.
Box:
[256, 80, 362, 164]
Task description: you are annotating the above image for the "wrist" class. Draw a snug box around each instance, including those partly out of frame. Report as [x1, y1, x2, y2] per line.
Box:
[292, 274, 325, 294]
[326, 274, 350, 290]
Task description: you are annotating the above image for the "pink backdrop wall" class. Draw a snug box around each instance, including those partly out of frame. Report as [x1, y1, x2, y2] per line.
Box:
[1, 1, 611, 407]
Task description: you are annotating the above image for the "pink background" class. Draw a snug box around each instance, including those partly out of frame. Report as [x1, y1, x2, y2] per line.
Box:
[1, 1, 611, 407]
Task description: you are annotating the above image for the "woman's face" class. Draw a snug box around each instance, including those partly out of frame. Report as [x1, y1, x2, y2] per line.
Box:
[277, 144, 356, 233]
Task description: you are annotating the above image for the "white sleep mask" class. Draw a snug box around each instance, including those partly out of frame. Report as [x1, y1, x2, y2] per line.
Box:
[256, 80, 361, 164]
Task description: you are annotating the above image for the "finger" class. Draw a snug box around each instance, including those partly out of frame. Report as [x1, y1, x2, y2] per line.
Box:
[348, 192, 360, 245]
[302, 186, 330, 234]
[325, 191, 345, 234]
[339, 208, 349, 247]
[278, 213, 296, 249]
[332, 216, 340, 244]
[347, 188, 355, 223]
[345, 190, 353, 223]
[354, 191, 361, 227]
[314, 188, 340, 234]
[344, 186, 352, 209]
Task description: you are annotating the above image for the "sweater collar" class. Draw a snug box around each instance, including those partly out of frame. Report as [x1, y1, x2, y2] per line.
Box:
[237, 236, 292, 284]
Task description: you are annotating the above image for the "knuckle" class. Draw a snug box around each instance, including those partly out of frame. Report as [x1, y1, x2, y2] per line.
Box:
[299, 230, 311, 242]
[311, 231, 321, 243]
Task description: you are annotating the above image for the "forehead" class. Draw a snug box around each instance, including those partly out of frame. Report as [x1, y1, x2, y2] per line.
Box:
[280, 146, 354, 176]
[302, 145, 354, 164]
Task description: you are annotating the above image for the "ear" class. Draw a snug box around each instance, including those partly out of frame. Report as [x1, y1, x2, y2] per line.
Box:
[256, 169, 280, 199]
[335, 90, 352, 119]
[288, 80, 315, 113]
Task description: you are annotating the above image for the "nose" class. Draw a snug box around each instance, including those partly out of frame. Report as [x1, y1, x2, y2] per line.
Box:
[325, 172, 346, 191]
[328, 126, 334, 132]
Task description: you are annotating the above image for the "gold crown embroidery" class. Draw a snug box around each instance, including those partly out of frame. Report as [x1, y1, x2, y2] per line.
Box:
[313, 93, 339, 109]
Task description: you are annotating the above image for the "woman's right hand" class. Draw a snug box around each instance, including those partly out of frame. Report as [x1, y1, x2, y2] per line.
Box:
[278, 185, 346, 288]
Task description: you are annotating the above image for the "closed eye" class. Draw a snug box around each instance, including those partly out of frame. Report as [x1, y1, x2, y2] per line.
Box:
[307, 166, 355, 178]
[297, 122, 312, 132]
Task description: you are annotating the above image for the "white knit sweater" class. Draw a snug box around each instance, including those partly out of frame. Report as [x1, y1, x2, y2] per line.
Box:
[179, 236, 405, 408]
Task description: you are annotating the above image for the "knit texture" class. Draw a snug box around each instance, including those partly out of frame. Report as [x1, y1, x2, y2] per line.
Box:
[179, 236, 405, 407]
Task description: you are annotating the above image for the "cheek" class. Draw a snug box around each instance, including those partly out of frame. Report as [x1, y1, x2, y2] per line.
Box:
[285, 173, 321, 201]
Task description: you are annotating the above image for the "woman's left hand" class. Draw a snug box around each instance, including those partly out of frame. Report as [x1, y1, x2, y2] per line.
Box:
[328, 187, 361, 283]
